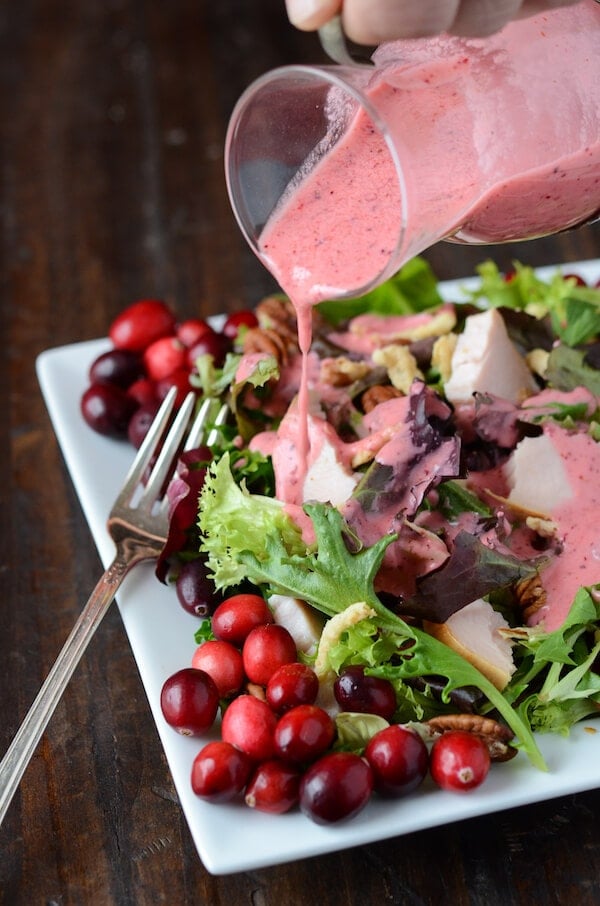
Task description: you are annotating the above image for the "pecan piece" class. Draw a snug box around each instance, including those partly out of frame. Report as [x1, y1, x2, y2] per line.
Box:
[425, 714, 517, 762]
[255, 295, 298, 345]
[361, 384, 403, 413]
[242, 326, 293, 365]
[514, 574, 547, 622]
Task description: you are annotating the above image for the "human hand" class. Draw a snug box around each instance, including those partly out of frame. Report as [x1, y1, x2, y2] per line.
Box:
[284, 0, 583, 44]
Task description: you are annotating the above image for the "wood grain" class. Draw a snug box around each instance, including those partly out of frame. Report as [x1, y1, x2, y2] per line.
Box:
[0, 1, 598, 903]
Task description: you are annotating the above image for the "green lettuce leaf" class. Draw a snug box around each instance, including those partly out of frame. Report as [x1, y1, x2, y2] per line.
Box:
[466, 260, 600, 346]
[545, 345, 600, 396]
[505, 587, 600, 735]
[316, 256, 443, 325]
[197, 452, 305, 589]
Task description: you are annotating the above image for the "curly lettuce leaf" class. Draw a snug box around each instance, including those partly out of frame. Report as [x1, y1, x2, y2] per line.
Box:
[189, 351, 241, 398]
[197, 452, 305, 589]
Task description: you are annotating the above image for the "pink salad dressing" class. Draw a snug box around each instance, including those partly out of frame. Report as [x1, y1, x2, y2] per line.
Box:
[249, 3, 599, 627]
[510, 423, 600, 632]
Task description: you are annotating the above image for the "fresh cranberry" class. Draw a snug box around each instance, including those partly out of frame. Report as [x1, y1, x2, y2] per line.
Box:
[191, 639, 245, 698]
[266, 663, 319, 713]
[334, 666, 397, 721]
[299, 752, 373, 824]
[80, 383, 139, 438]
[175, 558, 218, 618]
[127, 401, 161, 448]
[188, 331, 232, 368]
[245, 759, 301, 814]
[155, 368, 193, 407]
[109, 299, 176, 352]
[242, 624, 298, 686]
[429, 730, 491, 793]
[364, 725, 429, 797]
[127, 377, 159, 408]
[143, 336, 188, 381]
[222, 309, 259, 339]
[221, 694, 277, 762]
[89, 349, 144, 389]
[177, 318, 213, 348]
[191, 741, 252, 802]
[160, 667, 219, 735]
[211, 594, 274, 647]
[274, 704, 335, 764]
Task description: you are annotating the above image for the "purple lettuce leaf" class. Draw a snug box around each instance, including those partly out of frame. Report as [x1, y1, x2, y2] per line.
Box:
[402, 530, 541, 623]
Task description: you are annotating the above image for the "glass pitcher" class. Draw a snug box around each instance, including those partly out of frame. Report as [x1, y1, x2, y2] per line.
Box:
[225, 1, 599, 304]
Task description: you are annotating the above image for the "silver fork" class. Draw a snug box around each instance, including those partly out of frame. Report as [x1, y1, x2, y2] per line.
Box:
[0, 387, 228, 826]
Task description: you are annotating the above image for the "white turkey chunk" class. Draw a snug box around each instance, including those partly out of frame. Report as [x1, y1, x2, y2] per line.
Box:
[444, 308, 538, 405]
[269, 594, 326, 657]
[425, 599, 515, 690]
[505, 433, 573, 516]
[302, 435, 358, 505]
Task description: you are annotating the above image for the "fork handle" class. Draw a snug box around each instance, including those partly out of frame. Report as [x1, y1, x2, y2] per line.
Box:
[0, 552, 147, 826]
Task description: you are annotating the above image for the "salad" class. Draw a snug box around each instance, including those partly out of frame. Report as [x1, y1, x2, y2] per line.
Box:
[82, 257, 600, 821]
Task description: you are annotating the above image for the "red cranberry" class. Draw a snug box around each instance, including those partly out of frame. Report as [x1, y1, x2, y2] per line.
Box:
[81, 383, 138, 438]
[242, 624, 297, 686]
[429, 730, 491, 793]
[274, 704, 335, 764]
[155, 368, 193, 407]
[222, 309, 259, 339]
[177, 318, 213, 348]
[334, 666, 397, 721]
[221, 694, 277, 762]
[211, 594, 274, 647]
[127, 401, 160, 448]
[191, 741, 252, 802]
[160, 667, 219, 735]
[89, 349, 144, 389]
[299, 752, 373, 824]
[191, 640, 245, 698]
[245, 759, 301, 814]
[188, 331, 232, 368]
[143, 336, 188, 381]
[266, 663, 319, 713]
[364, 725, 429, 797]
[109, 299, 176, 352]
[127, 377, 159, 408]
[175, 558, 218, 618]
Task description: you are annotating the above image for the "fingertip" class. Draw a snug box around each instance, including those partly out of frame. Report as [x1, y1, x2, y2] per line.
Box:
[285, 0, 343, 31]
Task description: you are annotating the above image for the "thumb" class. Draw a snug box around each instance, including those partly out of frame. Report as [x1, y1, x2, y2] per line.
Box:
[285, 0, 343, 31]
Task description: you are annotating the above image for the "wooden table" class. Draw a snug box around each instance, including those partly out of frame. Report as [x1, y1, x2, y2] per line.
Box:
[1, 2, 598, 903]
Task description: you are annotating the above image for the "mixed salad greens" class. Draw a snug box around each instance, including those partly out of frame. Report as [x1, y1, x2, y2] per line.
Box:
[164, 258, 600, 772]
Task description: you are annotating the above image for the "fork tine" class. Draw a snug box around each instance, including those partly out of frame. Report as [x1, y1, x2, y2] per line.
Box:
[205, 401, 230, 447]
[136, 390, 197, 511]
[112, 386, 179, 509]
[184, 396, 215, 451]
[184, 397, 229, 451]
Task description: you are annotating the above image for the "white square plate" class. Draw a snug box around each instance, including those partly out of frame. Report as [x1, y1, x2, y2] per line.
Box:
[36, 259, 600, 875]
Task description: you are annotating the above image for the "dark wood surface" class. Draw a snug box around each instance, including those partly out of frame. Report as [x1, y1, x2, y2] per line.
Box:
[1, 1, 598, 903]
